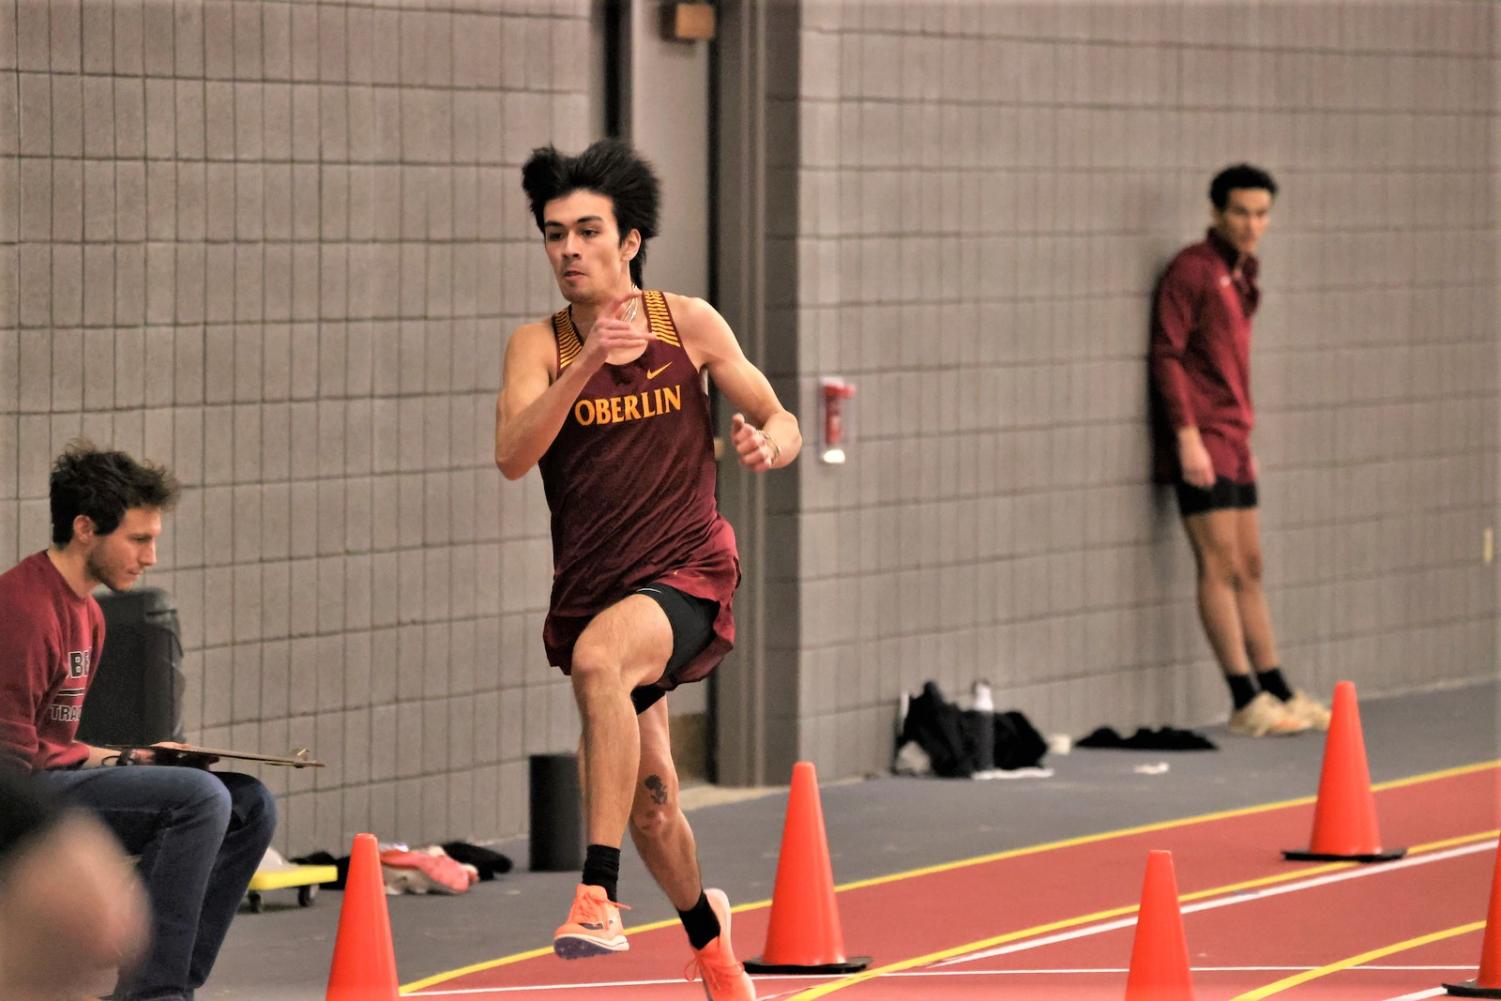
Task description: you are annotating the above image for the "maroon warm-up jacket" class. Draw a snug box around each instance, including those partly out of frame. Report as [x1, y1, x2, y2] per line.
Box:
[1150, 229, 1261, 484]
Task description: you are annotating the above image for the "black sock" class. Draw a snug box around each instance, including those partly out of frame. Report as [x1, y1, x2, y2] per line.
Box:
[678, 891, 721, 950]
[582, 844, 621, 902]
[1256, 668, 1293, 702]
[1227, 673, 1257, 710]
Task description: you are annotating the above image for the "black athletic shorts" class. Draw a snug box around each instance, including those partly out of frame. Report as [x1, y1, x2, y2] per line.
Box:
[630, 583, 718, 715]
[1177, 477, 1258, 518]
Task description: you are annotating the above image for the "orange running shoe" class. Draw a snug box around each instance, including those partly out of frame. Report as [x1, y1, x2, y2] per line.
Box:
[684, 888, 756, 1000]
[553, 883, 629, 959]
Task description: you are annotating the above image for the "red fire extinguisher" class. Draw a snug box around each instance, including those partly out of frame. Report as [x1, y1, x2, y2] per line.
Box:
[820, 377, 856, 464]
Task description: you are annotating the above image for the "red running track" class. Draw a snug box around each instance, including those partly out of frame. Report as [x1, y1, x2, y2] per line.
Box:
[402, 762, 1499, 1001]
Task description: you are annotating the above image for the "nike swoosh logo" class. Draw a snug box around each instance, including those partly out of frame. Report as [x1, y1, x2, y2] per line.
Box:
[646, 363, 672, 380]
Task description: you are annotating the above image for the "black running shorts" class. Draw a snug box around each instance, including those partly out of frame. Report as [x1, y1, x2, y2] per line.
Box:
[1177, 477, 1258, 518]
[630, 583, 718, 714]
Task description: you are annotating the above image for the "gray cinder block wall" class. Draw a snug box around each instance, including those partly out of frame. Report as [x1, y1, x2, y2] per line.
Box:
[776, 0, 1499, 777]
[1, 0, 1497, 852]
[0, 0, 592, 855]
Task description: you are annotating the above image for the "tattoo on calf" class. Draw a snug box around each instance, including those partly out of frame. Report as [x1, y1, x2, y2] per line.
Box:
[644, 774, 668, 805]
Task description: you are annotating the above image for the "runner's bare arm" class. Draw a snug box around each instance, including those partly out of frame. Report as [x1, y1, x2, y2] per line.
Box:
[670, 294, 801, 472]
[496, 295, 646, 479]
[494, 322, 583, 480]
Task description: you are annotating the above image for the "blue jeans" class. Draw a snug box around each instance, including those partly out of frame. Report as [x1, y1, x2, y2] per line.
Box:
[37, 766, 277, 1001]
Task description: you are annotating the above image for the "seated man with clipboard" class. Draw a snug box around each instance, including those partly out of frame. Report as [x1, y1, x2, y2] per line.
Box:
[0, 444, 278, 1001]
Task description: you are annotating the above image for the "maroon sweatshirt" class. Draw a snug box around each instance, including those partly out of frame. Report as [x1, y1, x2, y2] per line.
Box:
[537, 290, 739, 690]
[1150, 229, 1260, 484]
[0, 551, 104, 772]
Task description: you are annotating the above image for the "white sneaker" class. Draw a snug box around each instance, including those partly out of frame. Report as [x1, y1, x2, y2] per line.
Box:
[1228, 692, 1310, 737]
[1283, 691, 1332, 730]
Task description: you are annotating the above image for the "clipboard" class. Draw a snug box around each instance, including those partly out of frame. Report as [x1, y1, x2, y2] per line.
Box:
[107, 744, 325, 768]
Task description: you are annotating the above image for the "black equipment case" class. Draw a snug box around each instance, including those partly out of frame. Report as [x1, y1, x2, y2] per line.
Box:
[76, 587, 185, 746]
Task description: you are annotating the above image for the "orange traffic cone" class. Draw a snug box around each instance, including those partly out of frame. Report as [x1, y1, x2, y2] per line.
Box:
[1283, 680, 1406, 863]
[325, 833, 400, 1001]
[1443, 837, 1501, 997]
[1123, 850, 1195, 1001]
[744, 761, 870, 974]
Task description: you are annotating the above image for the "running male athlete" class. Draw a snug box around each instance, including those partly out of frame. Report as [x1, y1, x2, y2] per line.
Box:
[495, 139, 799, 1001]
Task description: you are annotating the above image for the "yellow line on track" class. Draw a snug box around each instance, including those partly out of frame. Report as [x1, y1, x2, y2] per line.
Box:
[400, 758, 1498, 994]
[787, 831, 1496, 1000]
[1230, 921, 1486, 999]
[831, 760, 1496, 895]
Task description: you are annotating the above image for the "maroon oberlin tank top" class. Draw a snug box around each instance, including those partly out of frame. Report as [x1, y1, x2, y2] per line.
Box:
[537, 291, 738, 685]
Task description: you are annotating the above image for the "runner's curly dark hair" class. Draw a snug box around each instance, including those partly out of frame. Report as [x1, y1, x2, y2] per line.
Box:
[523, 139, 662, 289]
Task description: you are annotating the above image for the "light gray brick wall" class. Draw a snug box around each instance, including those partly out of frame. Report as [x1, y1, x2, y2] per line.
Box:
[0, 0, 591, 855]
[788, 0, 1499, 777]
[4, 0, 1498, 840]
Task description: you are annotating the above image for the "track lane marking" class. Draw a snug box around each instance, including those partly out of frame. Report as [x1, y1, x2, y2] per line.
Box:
[836, 759, 1498, 894]
[405, 965, 1479, 998]
[789, 832, 1496, 998]
[1231, 921, 1486, 999]
[938, 834, 1494, 968]
[401, 760, 1498, 993]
